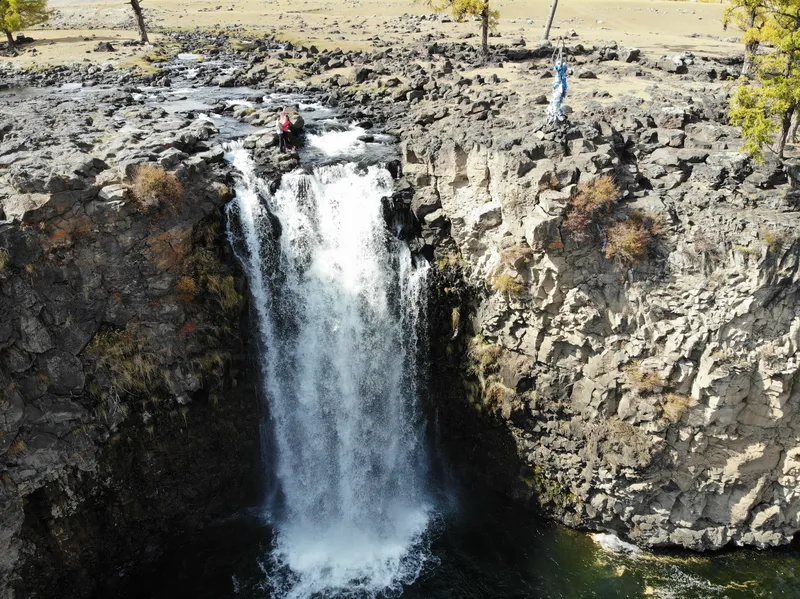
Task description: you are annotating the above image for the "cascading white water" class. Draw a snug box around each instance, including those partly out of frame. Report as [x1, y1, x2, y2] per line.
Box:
[225, 140, 433, 599]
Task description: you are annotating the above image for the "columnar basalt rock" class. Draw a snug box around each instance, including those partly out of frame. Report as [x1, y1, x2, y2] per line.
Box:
[0, 89, 260, 598]
[402, 87, 800, 551]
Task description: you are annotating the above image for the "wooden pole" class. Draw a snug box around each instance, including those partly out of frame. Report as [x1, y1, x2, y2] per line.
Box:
[542, 0, 559, 42]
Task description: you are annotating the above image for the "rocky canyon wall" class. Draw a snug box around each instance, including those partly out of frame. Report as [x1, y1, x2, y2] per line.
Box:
[402, 90, 800, 551]
[0, 90, 261, 598]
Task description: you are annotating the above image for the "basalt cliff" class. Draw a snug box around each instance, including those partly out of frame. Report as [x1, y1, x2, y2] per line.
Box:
[384, 42, 800, 552]
[1, 26, 800, 599]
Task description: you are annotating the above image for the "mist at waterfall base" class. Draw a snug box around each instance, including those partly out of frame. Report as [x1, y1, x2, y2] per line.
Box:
[134, 123, 799, 599]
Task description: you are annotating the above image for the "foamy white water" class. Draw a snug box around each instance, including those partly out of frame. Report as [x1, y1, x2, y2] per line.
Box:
[306, 126, 368, 157]
[225, 139, 432, 598]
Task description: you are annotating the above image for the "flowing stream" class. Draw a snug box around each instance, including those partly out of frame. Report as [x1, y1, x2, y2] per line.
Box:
[224, 134, 433, 598]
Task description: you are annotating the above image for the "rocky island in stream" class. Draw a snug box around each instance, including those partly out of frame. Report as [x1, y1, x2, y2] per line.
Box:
[1, 1, 800, 598]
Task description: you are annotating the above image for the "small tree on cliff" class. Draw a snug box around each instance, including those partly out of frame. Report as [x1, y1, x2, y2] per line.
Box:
[424, 0, 499, 58]
[724, 0, 768, 78]
[130, 0, 149, 44]
[729, 0, 800, 160]
[1, 0, 49, 48]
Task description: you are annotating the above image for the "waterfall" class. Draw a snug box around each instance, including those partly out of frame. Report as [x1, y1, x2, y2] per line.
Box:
[224, 141, 433, 598]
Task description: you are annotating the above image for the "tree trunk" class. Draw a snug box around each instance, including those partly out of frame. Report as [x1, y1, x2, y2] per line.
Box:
[481, 2, 489, 59]
[130, 0, 149, 44]
[777, 55, 795, 159]
[542, 0, 559, 42]
[791, 114, 799, 144]
[740, 9, 759, 79]
[4, 29, 14, 48]
[778, 103, 796, 159]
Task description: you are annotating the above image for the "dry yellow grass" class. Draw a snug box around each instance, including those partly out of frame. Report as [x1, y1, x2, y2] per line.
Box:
[4, 0, 736, 69]
[624, 362, 663, 394]
[492, 272, 525, 297]
[564, 176, 620, 239]
[662, 392, 694, 423]
[605, 219, 651, 266]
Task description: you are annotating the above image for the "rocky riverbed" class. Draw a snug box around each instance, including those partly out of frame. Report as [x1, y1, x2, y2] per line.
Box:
[1, 27, 800, 599]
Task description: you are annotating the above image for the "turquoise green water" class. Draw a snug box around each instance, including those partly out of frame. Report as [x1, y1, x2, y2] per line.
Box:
[132, 488, 800, 599]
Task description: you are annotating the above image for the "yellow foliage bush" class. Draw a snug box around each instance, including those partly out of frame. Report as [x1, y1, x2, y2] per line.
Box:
[175, 275, 198, 302]
[492, 272, 524, 297]
[605, 219, 651, 266]
[131, 164, 184, 212]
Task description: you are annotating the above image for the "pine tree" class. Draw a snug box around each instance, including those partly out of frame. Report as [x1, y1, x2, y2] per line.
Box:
[724, 0, 768, 78]
[424, 0, 499, 58]
[0, 0, 49, 47]
[729, 0, 800, 160]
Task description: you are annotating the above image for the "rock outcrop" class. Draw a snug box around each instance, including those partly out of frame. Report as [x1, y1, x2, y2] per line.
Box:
[0, 86, 261, 598]
[399, 83, 800, 550]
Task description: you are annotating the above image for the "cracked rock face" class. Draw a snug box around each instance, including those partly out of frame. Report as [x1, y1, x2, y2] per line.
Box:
[0, 86, 260, 598]
[402, 86, 800, 551]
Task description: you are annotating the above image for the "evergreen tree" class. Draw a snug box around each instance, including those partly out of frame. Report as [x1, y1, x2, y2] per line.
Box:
[1, 0, 49, 47]
[729, 0, 800, 160]
[425, 0, 499, 58]
[724, 0, 768, 78]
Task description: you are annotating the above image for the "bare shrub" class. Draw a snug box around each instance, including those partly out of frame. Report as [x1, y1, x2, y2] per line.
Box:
[563, 175, 620, 239]
[131, 164, 184, 212]
[605, 219, 651, 266]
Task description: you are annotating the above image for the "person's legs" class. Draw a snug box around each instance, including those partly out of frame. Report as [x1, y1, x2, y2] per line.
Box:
[279, 132, 286, 152]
